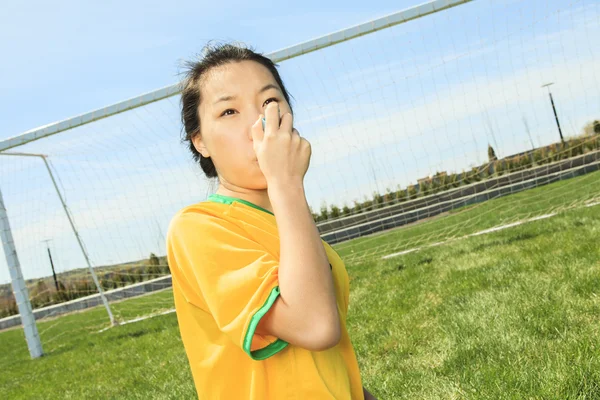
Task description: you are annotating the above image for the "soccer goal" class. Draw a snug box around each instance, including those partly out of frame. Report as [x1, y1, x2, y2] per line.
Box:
[1, 0, 599, 358]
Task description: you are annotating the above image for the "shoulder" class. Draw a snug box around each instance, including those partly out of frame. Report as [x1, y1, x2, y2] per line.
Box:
[168, 201, 230, 230]
[166, 201, 247, 247]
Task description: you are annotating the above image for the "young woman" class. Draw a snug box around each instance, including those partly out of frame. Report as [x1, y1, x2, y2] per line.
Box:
[166, 42, 376, 400]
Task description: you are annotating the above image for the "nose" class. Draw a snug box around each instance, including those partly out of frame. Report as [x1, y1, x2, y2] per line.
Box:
[247, 111, 261, 141]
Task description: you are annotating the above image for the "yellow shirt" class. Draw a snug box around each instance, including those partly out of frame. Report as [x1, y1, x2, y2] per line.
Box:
[166, 193, 364, 399]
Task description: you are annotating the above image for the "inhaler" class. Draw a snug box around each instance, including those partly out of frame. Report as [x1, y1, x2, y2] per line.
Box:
[261, 107, 280, 131]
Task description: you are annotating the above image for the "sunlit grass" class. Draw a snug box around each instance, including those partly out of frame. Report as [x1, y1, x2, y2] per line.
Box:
[1, 172, 599, 399]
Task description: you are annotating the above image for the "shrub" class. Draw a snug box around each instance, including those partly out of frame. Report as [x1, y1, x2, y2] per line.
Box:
[548, 144, 560, 161]
[55, 280, 69, 302]
[431, 178, 441, 194]
[494, 160, 505, 176]
[438, 173, 451, 191]
[396, 188, 407, 202]
[330, 205, 341, 219]
[31, 280, 52, 309]
[407, 185, 417, 199]
[504, 158, 513, 172]
[342, 204, 351, 216]
[470, 167, 482, 182]
[419, 179, 431, 197]
[520, 154, 533, 169]
[353, 200, 363, 214]
[74, 279, 95, 297]
[461, 170, 470, 185]
[63, 281, 80, 301]
[559, 142, 569, 160]
[547, 149, 556, 162]
[570, 139, 584, 157]
[0, 295, 18, 318]
[583, 136, 596, 152]
[514, 156, 525, 172]
[533, 149, 544, 165]
[449, 173, 460, 188]
[384, 187, 396, 205]
[149, 253, 159, 266]
[101, 272, 115, 290]
[373, 192, 384, 209]
[481, 165, 490, 179]
[320, 203, 329, 221]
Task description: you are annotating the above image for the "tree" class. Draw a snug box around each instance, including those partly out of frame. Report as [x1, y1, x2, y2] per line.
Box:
[407, 185, 417, 199]
[582, 120, 600, 136]
[487, 144, 498, 162]
[342, 204, 352, 216]
[330, 205, 341, 218]
[320, 202, 329, 221]
[149, 253, 159, 266]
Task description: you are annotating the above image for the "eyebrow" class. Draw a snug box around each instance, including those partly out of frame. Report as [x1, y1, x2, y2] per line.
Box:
[213, 84, 280, 105]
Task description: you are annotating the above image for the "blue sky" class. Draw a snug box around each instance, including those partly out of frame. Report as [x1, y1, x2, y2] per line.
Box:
[1, 0, 599, 284]
[0, 0, 420, 138]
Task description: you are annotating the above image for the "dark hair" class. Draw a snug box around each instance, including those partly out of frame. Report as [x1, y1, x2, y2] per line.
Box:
[180, 41, 295, 179]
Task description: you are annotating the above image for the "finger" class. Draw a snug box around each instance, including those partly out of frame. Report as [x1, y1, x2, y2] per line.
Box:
[264, 101, 280, 136]
[280, 112, 293, 134]
[251, 114, 264, 149]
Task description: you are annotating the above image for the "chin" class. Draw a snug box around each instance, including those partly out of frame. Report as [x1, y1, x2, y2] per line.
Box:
[242, 173, 268, 190]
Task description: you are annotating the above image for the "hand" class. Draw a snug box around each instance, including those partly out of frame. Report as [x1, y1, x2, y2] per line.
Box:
[251, 102, 311, 187]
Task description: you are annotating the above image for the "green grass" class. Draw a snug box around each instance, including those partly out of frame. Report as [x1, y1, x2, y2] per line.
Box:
[335, 168, 600, 260]
[1, 171, 599, 399]
[348, 203, 600, 399]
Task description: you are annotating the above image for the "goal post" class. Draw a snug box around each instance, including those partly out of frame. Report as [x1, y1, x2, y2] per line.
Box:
[1, 0, 599, 357]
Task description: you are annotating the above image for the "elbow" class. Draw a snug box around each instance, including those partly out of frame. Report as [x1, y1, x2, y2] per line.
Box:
[310, 317, 342, 351]
[322, 326, 342, 350]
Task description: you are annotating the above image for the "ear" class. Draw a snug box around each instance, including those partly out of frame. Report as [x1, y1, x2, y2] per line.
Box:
[192, 134, 210, 158]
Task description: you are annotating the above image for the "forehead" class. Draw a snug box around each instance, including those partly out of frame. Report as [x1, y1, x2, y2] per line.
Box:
[200, 60, 277, 102]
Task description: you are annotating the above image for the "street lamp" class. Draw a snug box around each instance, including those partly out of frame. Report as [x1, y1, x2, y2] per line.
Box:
[41, 239, 59, 292]
[541, 82, 564, 143]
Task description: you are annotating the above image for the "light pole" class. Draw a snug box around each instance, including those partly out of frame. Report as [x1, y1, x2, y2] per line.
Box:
[541, 83, 564, 143]
[42, 239, 59, 292]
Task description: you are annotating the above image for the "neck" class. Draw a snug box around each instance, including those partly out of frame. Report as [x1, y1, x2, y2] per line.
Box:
[215, 185, 274, 214]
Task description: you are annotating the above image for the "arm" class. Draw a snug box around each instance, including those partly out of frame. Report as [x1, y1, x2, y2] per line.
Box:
[257, 183, 341, 350]
[253, 102, 340, 351]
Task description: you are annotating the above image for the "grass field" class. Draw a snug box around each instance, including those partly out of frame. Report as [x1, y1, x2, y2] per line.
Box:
[1, 171, 599, 399]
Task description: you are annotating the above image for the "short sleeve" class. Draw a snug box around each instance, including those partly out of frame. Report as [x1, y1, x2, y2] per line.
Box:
[167, 211, 288, 360]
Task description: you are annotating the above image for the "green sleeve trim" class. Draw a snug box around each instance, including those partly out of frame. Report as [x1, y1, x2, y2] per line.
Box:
[243, 285, 289, 360]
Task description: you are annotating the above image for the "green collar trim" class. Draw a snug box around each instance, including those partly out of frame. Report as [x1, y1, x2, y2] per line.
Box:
[207, 193, 275, 216]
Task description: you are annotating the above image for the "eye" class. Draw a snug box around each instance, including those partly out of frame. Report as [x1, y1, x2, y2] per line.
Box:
[220, 109, 235, 117]
[219, 97, 279, 117]
[263, 97, 279, 107]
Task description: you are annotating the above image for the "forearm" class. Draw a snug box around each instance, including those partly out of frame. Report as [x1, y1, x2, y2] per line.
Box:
[268, 182, 339, 337]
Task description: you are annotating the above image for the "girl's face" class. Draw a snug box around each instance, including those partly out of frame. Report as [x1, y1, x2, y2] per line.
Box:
[194, 60, 292, 190]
